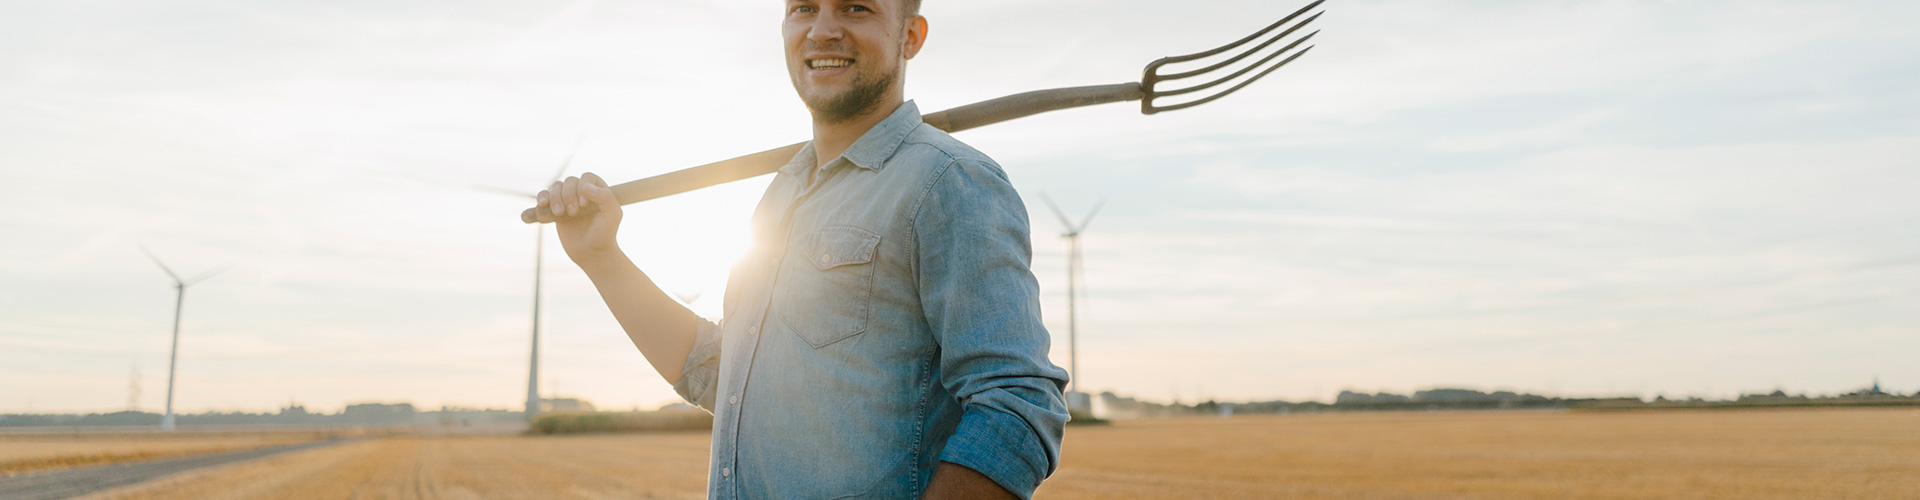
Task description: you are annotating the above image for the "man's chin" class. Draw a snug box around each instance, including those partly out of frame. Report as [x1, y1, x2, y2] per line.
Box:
[796, 87, 846, 107]
[799, 92, 874, 125]
[794, 69, 895, 125]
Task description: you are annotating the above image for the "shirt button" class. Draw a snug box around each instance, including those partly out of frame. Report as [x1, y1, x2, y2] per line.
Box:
[722, 467, 731, 478]
[748, 326, 758, 336]
[820, 253, 832, 265]
[729, 394, 740, 405]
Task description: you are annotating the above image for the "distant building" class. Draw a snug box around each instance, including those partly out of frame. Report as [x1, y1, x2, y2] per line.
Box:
[421, 406, 526, 427]
[1736, 390, 1807, 403]
[1412, 389, 1487, 403]
[344, 402, 416, 426]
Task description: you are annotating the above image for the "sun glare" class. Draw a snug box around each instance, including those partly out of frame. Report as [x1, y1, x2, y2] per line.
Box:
[610, 178, 769, 320]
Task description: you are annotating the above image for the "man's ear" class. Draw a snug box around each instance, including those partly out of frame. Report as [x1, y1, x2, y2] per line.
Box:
[902, 15, 928, 60]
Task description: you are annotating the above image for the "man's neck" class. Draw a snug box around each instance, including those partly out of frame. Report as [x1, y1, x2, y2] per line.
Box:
[811, 98, 905, 166]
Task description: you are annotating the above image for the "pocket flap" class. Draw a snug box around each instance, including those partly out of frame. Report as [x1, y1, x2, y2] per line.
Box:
[805, 226, 881, 270]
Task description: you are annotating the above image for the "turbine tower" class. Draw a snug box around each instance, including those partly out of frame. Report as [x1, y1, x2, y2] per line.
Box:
[140, 246, 227, 431]
[127, 364, 142, 412]
[1041, 194, 1103, 413]
[475, 138, 580, 422]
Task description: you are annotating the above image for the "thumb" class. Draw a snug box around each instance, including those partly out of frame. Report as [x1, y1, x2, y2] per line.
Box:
[581, 172, 619, 208]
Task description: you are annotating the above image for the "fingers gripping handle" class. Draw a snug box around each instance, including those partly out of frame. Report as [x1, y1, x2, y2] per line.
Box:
[523, 203, 600, 224]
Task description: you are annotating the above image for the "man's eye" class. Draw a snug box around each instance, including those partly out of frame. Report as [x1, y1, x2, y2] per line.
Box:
[846, 5, 870, 13]
[791, 6, 816, 14]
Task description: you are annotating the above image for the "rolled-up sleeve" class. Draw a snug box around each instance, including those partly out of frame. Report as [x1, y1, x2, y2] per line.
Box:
[672, 317, 723, 412]
[914, 157, 1071, 499]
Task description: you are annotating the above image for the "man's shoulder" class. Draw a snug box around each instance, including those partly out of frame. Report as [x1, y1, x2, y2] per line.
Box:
[894, 123, 1005, 177]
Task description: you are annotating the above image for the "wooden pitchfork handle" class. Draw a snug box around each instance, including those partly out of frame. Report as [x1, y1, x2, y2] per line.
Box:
[522, 0, 1324, 223]
[521, 83, 1142, 224]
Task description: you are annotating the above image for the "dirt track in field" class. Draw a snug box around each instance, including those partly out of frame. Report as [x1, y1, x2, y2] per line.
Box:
[0, 431, 333, 476]
[0, 440, 346, 500]
[73, 432, 713, 500]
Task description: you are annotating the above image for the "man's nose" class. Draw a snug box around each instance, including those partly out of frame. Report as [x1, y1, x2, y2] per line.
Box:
[807, 9, 844, 43]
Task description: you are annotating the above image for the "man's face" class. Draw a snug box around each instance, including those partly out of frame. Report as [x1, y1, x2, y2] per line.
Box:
[783, 0, 922, 124]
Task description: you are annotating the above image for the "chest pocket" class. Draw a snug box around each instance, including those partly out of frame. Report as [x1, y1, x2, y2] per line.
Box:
[779, 226, 882, 348]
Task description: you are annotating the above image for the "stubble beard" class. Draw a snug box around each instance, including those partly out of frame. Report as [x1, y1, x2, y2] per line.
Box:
[795, 39, 898, 126]
[803, 69, 895, 126]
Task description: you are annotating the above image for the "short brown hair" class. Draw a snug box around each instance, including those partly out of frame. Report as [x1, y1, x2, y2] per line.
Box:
[900, 0, 921, 20]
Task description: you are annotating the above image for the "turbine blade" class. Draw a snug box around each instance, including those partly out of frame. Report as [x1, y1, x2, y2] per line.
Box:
[547, 134, 587, 184]
[1077, 200, 1107, 232]
[1039, 193, 1076, 233]
[138, 245, 183, 284]
[184, 262, 234, 287]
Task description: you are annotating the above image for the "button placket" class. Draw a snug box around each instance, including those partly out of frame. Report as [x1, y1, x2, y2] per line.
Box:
[718, 175, 815, 497]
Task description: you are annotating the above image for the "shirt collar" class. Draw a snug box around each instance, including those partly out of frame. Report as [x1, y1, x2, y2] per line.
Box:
[778, 101, 922, 177]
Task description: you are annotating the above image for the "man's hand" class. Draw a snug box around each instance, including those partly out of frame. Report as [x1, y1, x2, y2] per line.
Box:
[539, 172, 623, 267]
[536, 171, 700, 384]
[922, 462, 1017, 500]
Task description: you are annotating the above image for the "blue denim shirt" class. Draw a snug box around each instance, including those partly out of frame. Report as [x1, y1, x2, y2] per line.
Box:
[673, 101, 1071, 499]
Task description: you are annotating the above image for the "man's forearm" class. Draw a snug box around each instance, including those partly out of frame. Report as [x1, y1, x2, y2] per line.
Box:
[922, 462, 1017, 500]
[577, 251, 701, 384]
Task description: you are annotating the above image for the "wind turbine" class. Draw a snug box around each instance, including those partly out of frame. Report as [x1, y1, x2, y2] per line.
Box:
[1040, 194, 1103, 413]
[474, 138, 580, 422]
[140, 246, 229, 431]
[127, 364, 141, 412]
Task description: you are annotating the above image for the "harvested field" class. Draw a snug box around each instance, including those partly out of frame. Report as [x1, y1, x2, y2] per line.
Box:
[61, 409, 1920, 499]
[0, 430, 339, 476]
[1037, 408, 1920, 499]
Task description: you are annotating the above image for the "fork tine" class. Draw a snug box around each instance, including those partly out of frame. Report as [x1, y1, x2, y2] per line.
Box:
[1158, 11, 1322, 82]
[1141, 0, 1325, 115]
[1158, 0, 1324, 65]
[1153, 30, 1317, 98]
[1149, 45, 1314, 114]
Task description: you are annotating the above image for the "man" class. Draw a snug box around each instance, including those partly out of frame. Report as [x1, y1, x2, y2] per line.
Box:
[536, 0, 1070, 498]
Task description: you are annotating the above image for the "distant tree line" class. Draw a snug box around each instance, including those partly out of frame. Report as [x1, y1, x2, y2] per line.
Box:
[1578, 386, 1920, 411]
[0, 403, 523, 428]
[1096, 383, 1918, 418]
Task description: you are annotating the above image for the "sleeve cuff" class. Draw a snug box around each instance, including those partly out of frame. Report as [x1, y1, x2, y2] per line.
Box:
[938, 406, 1053, 499]
[671, 318, 722, 412]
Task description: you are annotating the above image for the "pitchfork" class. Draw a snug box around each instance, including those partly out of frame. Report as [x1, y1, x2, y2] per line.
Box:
[523, 0, 1324, 223]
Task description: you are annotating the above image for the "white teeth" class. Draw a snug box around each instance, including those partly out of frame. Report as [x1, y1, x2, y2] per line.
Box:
[809, 59, 851, 69]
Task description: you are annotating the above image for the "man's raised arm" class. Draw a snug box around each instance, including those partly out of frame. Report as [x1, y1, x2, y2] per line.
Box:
[538, 173, 715, 405]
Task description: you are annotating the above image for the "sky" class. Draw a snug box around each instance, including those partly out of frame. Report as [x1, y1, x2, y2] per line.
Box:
[3, 0, 1917, 414]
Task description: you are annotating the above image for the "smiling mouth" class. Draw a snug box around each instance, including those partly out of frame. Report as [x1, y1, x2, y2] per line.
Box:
[807, 58, 853, 70]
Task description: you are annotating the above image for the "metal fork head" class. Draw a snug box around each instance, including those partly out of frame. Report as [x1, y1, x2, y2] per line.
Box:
[1141, 0, 1324, 115]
